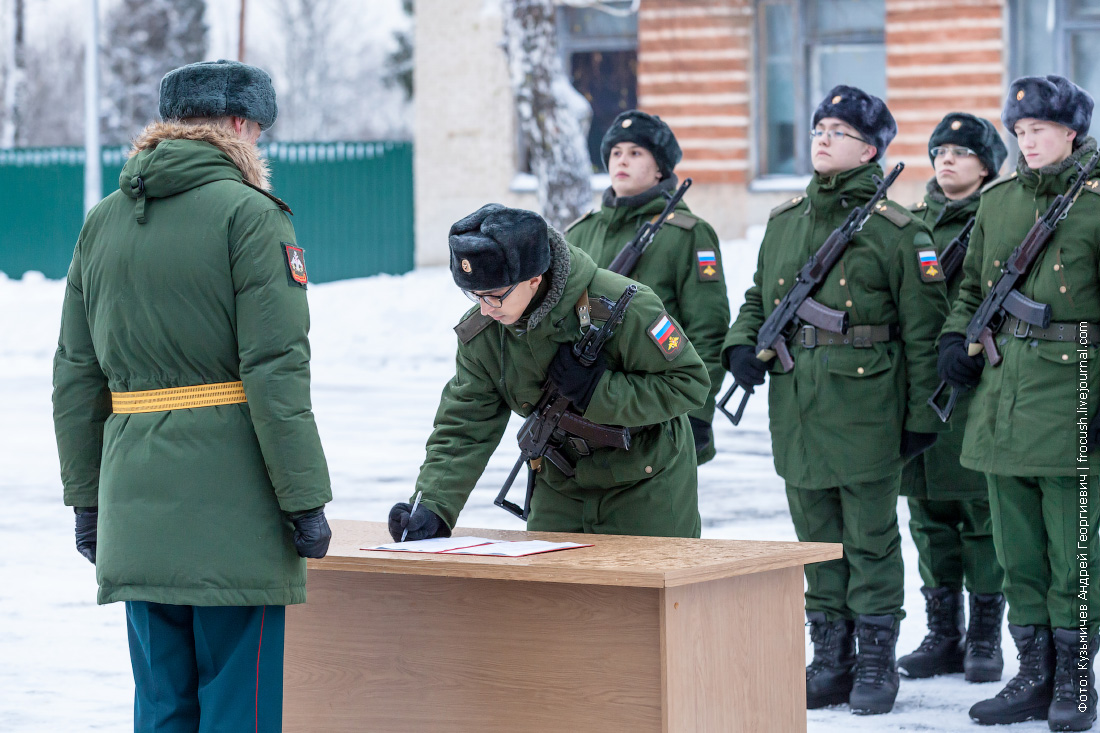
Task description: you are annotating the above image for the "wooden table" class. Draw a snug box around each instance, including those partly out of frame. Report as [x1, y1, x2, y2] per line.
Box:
[283, 520, 841, 733]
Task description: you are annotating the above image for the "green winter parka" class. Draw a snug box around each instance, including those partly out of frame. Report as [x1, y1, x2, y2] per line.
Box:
[941, 138, 1100, 477]
[52, 122, 331, 606]
[901, 180, 988, 499]
[565, 180, 731, 440]
[413, 233, 710, 538]
[725, 162, 950, 489]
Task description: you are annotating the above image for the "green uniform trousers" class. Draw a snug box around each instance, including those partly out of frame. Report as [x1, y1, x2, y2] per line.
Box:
[987, 473, 1098, 632]
[907, 497, 1004, 594]
[786, 475, 905, 620]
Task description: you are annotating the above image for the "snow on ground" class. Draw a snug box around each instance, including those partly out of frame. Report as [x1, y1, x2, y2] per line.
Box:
[0, 231, 1045, 731]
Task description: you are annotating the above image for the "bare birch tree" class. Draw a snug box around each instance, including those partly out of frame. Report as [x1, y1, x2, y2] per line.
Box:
[501, 0, 593, 230]
[1, 0, 27, 148]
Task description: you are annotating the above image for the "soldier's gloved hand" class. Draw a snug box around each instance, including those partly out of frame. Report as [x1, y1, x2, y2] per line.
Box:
[288, 507, 332, 559]
[725, 345, 767, 387]
[688, 416, 713, 454]
[74, 507, 97, 564]
[900, 430, 938, 460]
[388, 502, 451, 542]
[937, 332, 985, 389]
[548, 343, 608, 411]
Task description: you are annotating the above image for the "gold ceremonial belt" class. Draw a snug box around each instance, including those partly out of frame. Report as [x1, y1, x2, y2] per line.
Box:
[111, 381, 247, 414]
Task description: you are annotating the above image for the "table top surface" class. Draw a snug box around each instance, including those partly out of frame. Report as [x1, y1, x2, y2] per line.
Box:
[310, 520, 842, 588]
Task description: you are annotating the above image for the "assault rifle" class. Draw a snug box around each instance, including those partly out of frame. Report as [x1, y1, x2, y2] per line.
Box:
[607, 178, 693, 277]
[938, 216, 976, 283]
[928, 154, 1099, 422]
[495, 285, 639, 520]
[717, 162, 905, 426]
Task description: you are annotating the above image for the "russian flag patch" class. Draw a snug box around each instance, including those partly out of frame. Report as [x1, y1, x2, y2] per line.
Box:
[917, 249, 945, 283]
[696, 249, 721, 282]
[647, 311, 686, 361]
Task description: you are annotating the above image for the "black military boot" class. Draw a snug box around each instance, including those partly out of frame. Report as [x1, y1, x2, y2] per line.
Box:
[965, 592, 1005, 683]
[849, 614, 900, 715]
[969, 624, 1055, 725]
[897, 587, 965, 678]
[1048, 628, 1097, 731]
[805, 611, 856, 709]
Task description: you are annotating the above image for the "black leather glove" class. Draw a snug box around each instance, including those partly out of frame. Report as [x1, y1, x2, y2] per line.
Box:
[900, 430, 938, 460]
[388, 502, 450, 542]
[726, 345, 767, 387]
[547, 343, 608, 411]
[937, 332, 985, 389]
[688, 416, 712, 455]
[288, 507, 332, 559]
[74, 508, 97, 564]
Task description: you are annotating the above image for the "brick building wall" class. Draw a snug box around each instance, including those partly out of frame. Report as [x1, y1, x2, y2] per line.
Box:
[637, 0, 751, 185]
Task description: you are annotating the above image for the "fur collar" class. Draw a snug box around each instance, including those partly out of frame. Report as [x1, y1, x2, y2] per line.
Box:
[525, 225, 571, 331]
[129, 121, 271, 191]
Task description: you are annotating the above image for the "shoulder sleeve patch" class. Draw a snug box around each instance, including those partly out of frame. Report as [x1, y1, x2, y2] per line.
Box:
[454, 310, 494, 344]
[873, 201, 913, 228]
[242, 181, 293, 214]
[917, 246, 946, 283]
[769, 195, 805, 220]
[980, 171, 1017, 195]
[647, 311, 688, 362]
[282, 243, 308, 287]
[565, 209, 595, 232]
[695, 248, 722, 282]
[663, 210, 697, 230]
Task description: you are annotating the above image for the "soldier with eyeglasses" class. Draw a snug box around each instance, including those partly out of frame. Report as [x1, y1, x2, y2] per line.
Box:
[387, 204, 710, 542]
[723, 85, 950, 715]
[896, 113, 1009, 687]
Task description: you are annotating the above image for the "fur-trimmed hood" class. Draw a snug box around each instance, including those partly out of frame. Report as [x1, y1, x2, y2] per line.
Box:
[124, 120, 271, 196]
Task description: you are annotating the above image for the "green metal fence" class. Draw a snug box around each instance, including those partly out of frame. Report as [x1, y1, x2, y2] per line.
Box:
[0, 141, 414, 283]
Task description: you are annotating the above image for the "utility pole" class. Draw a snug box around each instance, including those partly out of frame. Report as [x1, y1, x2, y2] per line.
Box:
[84, 0, 101, 215]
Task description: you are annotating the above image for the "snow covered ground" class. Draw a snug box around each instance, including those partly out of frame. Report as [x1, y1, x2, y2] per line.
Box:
[0, 232, 1046, 731]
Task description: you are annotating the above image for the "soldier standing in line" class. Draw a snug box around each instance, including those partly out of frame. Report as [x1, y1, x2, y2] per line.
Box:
[388, 204, 710, 541]
[938, 75, 1098, 731]
[896, 113, 1008, 684]
[52, 60, 332, 732]
[566, 110, 731, 464]
[724, 85, 950, 715]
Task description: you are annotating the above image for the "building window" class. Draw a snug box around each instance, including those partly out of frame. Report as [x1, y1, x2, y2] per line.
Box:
[1010, 0, 1100, 139]
[755, 0, 886, 177]
[559, 3, 638, 171]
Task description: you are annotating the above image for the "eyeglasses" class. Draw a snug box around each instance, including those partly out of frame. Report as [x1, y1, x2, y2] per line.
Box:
[810, 129, 870, 144]
[931, 145, 978, 158]
[463, 283, 519, 308]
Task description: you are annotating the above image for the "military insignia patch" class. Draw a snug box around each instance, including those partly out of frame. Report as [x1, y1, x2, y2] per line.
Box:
[696, 249, 721, 282]
[648, 311, 686, 362]
[283, 243, 308, 287]
[918, 249, 945, 282]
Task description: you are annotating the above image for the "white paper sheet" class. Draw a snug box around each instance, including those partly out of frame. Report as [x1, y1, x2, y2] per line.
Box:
[441, 540, 591, 557]
[363, 536, 496, 553]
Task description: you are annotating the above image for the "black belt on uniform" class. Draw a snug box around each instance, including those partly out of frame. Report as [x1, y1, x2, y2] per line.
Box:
[797, 323, 899, 349]
[999, 316, 1100, 345]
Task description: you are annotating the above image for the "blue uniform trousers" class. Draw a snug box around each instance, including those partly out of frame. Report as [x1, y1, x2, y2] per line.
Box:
[125, 602, 285, 733]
